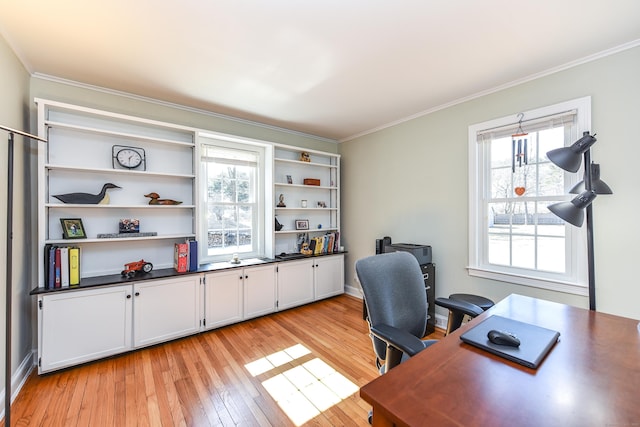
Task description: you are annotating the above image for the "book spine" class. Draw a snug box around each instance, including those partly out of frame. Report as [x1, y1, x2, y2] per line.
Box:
[174, 243, 188, 273]
[54, 248, 61, 288]
[69, 247, 80, 285]
[188, 240, 198, 272]
[60, 247, 70, 287]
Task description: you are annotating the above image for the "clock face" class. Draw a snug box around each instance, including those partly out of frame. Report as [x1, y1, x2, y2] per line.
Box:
[116, 148, 143, 169]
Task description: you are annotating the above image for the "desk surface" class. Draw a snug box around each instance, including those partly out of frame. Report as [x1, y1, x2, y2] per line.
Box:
[360, 294, 640, 427]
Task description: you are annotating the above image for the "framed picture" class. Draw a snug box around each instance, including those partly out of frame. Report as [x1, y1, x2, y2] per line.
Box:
[60, 218, 87, 239]
[295, 219, 310, 230]
[119, 218, 140, 233]
[286, 175, 293, 184]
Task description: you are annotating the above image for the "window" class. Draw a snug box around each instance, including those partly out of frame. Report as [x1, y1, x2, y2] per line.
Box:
[468, 97, 591, 294]
[199, 134, 269, 262]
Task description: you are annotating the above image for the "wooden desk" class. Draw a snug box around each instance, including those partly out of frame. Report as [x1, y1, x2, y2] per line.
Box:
[360, 294, 640, 427]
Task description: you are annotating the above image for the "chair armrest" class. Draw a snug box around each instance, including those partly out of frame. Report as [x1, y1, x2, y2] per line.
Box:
[435, 297, 484, 318]
[370, 324, 435, 357]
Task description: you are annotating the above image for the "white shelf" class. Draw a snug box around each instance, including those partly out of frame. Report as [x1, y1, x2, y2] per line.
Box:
[274, 158, 337, 169]
[46, 204, 195, 209]
[44, 120, 195, 148]
[37, 99, 198, 282]
[275, 183, 336, 190]
[275, 228, 338, 235]
[45, 164, 195, 179]
[273, 146, 340, 255]
[46, 233, 195, 244]
[275, 207, 337, 211]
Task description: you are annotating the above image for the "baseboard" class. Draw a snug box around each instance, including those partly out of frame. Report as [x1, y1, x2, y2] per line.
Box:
[0, 350, 36, 420]
[344, 284, 362, 299]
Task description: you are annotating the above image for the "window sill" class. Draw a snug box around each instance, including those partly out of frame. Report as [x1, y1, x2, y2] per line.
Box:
[467, 267, 588, 296]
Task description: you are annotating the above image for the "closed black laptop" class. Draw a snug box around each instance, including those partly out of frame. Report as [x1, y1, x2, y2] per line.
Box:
[460, 315, 560, 369]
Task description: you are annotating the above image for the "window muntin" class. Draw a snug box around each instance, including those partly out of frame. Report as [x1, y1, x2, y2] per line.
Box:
[469, 97, 591, 293]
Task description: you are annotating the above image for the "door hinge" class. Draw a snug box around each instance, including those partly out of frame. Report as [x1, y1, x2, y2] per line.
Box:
[38, 357, 41, 367]
[203, 319, 206, 327]
[38, 300, 43, 309]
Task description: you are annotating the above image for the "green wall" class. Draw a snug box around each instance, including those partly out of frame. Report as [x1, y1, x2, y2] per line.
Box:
[340, 45, 640, 320]
[0, 33, 33, 403]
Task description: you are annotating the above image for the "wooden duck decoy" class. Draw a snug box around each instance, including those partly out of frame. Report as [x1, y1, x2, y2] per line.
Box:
[144, 192, 182, 205]
[53, 183, 121, 204]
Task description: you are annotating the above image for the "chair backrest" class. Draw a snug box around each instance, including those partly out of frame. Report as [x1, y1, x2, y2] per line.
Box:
[355, 252, 427, 360]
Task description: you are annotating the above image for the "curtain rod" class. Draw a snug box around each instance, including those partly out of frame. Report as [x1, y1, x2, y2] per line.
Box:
[0, 124, 47, 142]
[476, 109, 577, 137]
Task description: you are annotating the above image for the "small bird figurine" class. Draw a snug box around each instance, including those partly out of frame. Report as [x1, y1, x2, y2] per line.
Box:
[53, 183, 121, 204]
[144, 192, 182, 205]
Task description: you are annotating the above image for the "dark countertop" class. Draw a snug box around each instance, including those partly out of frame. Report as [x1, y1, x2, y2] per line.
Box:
[30, 252, 346, 295]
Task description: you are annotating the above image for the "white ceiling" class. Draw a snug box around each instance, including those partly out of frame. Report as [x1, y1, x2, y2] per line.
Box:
[1, 1, 639, 141]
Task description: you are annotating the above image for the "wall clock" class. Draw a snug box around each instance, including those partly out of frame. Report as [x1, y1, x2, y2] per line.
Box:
[112, 145, 146, 170]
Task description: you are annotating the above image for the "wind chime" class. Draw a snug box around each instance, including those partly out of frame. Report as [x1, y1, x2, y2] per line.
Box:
[512, 113, 528, 196]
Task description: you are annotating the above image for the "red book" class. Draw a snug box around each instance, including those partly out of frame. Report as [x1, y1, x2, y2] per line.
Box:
[174, 243, 188, 273]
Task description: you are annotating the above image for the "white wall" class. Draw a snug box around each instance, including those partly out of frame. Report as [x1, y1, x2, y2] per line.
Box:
[340, 45, 640, 320]
[0, 33, 34, 405]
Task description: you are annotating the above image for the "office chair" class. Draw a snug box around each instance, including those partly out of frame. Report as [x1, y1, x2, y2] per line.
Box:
[355, 252, 438, 374]
[435, 293, 494, 335]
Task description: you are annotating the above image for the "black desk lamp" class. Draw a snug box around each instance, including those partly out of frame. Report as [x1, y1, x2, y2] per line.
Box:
[1, 125, 47, 427]
[546, 132, 612, 311]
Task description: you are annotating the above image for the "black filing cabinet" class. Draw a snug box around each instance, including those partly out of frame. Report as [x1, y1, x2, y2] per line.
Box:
[422, 263, 436, 335]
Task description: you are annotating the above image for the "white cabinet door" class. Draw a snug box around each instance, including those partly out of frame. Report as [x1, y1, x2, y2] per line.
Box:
[38, 285, 133, 373]
[204, 270, 243, 329]
[277, 259, 314, 311]
[244, 264, 276, 319]
[314, 254, 345, 300]
[133, 276, 200, 348]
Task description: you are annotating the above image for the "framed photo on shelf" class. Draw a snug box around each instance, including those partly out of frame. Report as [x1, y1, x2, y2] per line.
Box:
[60, 218, 87, 239]
[286, 175, 293, 184]
[295, 219, 310, 230]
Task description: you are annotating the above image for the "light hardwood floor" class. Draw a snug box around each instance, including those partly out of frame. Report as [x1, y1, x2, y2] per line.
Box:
[4, 295, 443, 426]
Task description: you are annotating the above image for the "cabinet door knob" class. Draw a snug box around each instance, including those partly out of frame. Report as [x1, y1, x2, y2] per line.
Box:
[126, 294, 132, 299]
[245, 275, 248, 279]
[135, 292, 140, 297]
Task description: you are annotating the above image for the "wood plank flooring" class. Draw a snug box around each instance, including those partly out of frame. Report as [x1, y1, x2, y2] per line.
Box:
[4, 295, 443, 427]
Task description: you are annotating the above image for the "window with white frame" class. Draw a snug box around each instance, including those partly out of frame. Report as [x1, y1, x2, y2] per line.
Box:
[199, 135, 268, 262]
[468, 97, 591, 294]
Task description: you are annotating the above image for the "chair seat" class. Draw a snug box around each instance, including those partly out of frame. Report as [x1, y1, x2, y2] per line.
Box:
[449, 293, 494, 311]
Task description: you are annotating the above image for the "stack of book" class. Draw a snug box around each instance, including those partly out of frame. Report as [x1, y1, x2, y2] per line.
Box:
[44, 244, 81, 289]
[308, 232, 340, 255]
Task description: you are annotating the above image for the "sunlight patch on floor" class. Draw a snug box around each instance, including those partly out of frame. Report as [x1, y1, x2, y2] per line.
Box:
[245, 344, 359, 426]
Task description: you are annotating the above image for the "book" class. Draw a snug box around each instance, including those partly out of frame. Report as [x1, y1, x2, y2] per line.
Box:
[174, 243, 188, 273]
[60, 247, 70, 287]
[187, 239, 198, 272]
[44, 244, 53, 289]
[69, 247, 80, 285]
[54, 248, 62, 288]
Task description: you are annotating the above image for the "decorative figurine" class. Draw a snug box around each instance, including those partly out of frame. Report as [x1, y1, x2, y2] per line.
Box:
[121, 259, 153, 278]
[144, 192, 183, 205]
[53, 183, 121, 204]
[277, 194, 286, 207]
[275, 217, 283, 231]
[300, 151, 311, 162]
[300, 242, 313, 256]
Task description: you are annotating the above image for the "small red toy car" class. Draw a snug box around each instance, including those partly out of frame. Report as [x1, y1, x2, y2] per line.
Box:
[121, 259, 153, 278]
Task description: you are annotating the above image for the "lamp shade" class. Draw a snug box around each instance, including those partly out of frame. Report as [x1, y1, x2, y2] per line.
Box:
[546, 132, 597, 173]
[548, 190, 597, 227]
[569, 163, 613, 194]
